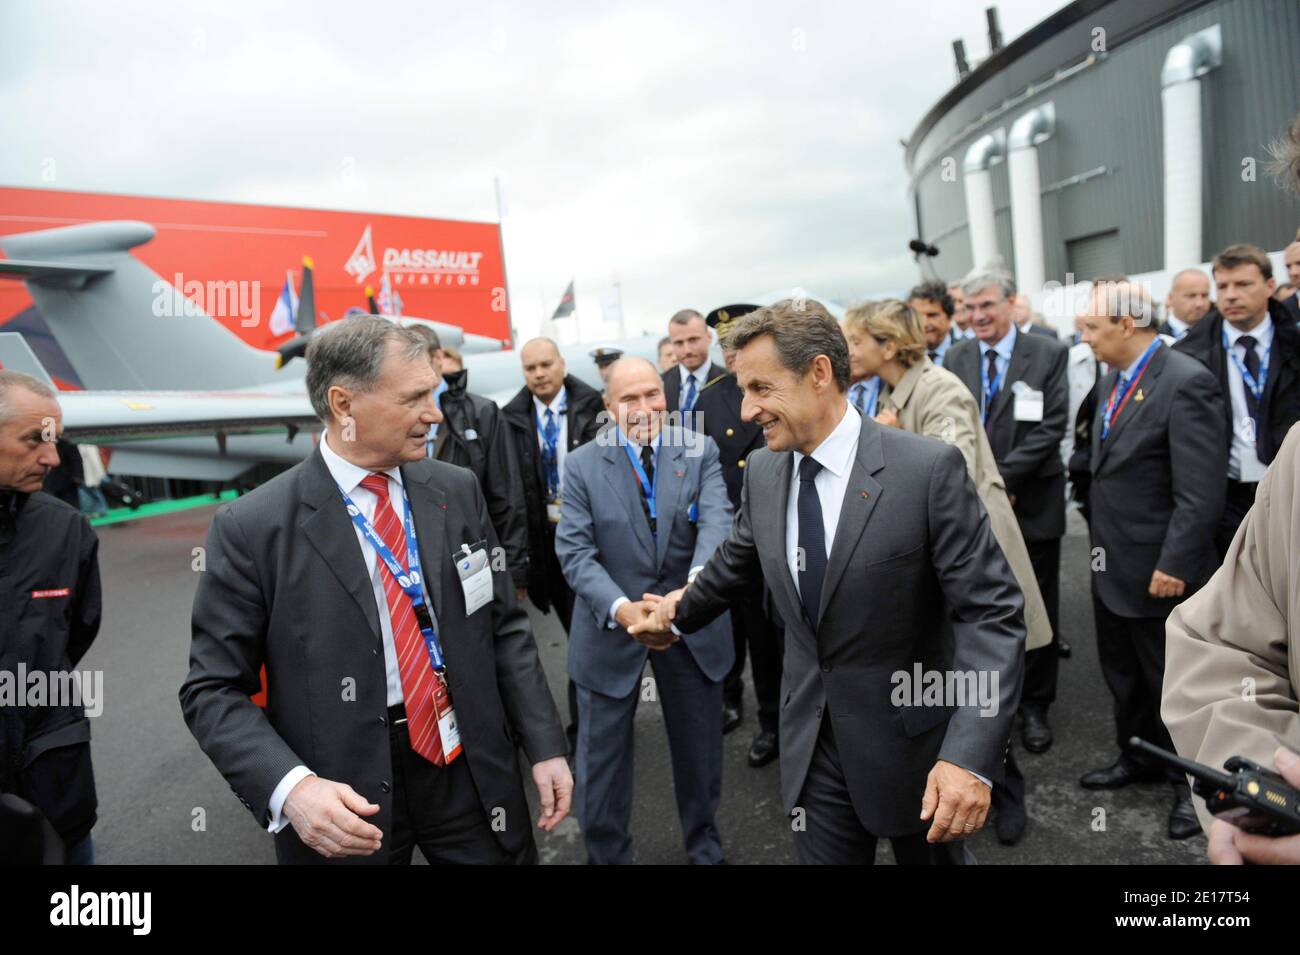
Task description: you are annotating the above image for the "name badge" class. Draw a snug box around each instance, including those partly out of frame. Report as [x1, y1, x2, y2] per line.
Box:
[1013, 387, 1044, 422]
[454, 541, 493, 616]
[546, 497, 562, 524]
[432, 675, 463, 763]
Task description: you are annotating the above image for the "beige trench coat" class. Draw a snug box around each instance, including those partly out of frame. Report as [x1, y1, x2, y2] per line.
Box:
[880, 358, 1053, 651]
[1163, 424, 1300, 832]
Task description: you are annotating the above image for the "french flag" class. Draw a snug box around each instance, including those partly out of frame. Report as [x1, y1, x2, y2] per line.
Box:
[268, 270, 299, 336]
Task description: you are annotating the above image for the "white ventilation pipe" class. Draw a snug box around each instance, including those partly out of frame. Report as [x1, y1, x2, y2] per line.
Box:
[1007, 103, 1055, 303]
[963, 129, 1007, 270]
[1161, 25, 1222, 271]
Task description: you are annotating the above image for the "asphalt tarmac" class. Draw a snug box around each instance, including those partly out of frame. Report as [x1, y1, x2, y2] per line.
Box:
[82, 502, 1206, 865]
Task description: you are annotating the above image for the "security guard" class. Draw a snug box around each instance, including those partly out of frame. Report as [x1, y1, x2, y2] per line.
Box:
[0, 371, 102, 863]
[695, 305, 783, 766]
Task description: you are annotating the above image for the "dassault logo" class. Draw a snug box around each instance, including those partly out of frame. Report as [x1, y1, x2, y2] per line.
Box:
[344, 224, 484, 287]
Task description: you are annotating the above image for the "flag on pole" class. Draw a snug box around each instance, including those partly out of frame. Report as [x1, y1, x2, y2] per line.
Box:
[551, 279, 576, 320]
[377, 272, 403, 316]
[268, 269, 299, 336]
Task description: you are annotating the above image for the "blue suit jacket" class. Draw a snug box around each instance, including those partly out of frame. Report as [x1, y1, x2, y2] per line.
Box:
[555, 425, 735, 697]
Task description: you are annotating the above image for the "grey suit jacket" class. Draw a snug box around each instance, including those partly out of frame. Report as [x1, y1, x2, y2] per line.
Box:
[180, 448, 566, 864]
[555, 425, 734, 697]
[1087, 342, 1227, 618]
[945, 330, 1069, 542]
[674, 414, 1025, 836]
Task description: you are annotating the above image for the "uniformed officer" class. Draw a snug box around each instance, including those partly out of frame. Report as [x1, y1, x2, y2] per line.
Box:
[695, 305, 783, 766]
[588, 345, 624, 390]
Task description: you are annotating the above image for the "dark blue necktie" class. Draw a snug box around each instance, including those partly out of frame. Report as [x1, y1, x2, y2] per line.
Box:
[797, 456, 826, 627]
[683, 373, 698, 414]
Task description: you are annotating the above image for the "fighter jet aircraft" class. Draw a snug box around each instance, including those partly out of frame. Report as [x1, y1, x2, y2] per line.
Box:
[0, 219, 661, 481]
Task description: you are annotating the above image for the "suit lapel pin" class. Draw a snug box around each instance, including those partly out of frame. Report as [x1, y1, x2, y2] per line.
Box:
[675, 469, 685, 478]
[1135, 388, 1145, 402]
[860, 490, 871, 500]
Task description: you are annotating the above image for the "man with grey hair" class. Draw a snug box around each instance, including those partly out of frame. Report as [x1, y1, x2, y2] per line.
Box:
[636, 299, 1026, 864]
[182, 315, 571, 865]
[943, 268, 1068, 845]
[0, 370, 102, 863]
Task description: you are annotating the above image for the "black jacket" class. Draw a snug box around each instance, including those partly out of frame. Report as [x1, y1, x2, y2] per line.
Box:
[664, 362, 727, 414]
[1173, 299, 1300, 469]
[945, 330, 1070, 542]
[434, 370, 529, 588]
[1086, 344, 1226, 618]
[0, 490, 102, 847]
[502, 375, 605, 613]
[695, 371, 763, 509]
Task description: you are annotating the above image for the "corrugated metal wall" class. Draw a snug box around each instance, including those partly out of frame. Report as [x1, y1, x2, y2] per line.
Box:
[909, 0, 1300, 287]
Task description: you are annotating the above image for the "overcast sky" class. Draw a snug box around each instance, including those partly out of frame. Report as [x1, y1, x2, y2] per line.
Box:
[1, 0, 1069, 342]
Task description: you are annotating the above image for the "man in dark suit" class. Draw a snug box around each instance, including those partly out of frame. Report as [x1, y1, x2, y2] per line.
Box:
[502, 337, 606, 746]
[180, 316, 571, 865]
[907, 281, 960, 366]
[555, 357, 734, 864]
[1075, 280, 1226, 839]
[697, 304, 783, 766]
[664, 309, 726, 418]
[636, 300, 1026, 865]
[944, 269, 1067, 844]
[1173, 244, 1300, 558]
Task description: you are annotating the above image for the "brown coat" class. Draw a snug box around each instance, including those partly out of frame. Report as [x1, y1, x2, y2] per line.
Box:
[881, 358, 1052, 651]
[1163, 424, 1300, 831]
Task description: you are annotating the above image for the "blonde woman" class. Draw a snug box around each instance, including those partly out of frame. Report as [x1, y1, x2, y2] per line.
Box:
[843, 298, 1050, 845]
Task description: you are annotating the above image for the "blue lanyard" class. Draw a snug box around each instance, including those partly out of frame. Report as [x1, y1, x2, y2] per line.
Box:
[623, 438, 659, 532]
[1101, 338, 1161, 441]
[339, 483, 444, 671]
[1222, 329, 1271, 404]
[981, 351, 1009, 423]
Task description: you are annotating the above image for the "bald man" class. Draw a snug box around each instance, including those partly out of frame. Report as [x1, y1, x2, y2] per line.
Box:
[554, 357, 734, 864]
[502, 338, 606, 748]
[1163, 269, 1212, 339]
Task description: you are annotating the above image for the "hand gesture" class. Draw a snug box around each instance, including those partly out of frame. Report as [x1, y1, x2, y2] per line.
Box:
[283, 775, 384, 859]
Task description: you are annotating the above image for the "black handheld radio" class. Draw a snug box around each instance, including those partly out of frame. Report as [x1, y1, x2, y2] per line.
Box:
[1129, 737, 1300, 836]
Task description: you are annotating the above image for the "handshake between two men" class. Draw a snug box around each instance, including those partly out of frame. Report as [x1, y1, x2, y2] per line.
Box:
[613, 587, 691, 650]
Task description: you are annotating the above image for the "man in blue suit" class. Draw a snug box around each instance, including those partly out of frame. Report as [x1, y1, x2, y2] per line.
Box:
[555, 356, 734, 864]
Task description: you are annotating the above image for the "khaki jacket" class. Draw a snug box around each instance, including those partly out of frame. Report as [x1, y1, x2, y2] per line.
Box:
[1163, 424, 1300, 831]
[881, 359, 1052, 650]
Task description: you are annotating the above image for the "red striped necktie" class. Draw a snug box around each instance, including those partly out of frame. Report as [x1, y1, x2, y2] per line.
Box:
[359, 473, 444, 765]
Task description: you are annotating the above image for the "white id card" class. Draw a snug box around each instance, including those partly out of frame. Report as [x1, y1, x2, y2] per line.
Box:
[1013, 388, 1044, 422]
[455, 542, 494, 616]
[546, 497, 562, 523]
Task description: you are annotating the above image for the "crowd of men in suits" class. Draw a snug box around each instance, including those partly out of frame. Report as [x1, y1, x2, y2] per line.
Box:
[6, 217, 1300, 863]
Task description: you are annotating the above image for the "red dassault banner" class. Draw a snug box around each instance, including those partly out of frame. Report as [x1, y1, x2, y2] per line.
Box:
[0, 186, 511, 384]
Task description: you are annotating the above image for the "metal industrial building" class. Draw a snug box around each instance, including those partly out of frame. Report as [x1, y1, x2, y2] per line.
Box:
[904, 0, 1300, 300]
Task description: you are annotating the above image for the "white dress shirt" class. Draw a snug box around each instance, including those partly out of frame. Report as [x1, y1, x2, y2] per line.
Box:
[976, 325, 1017, 416]
[533, 386, 569, 496]
[786, 403, 861, 590]
[1164, 314, 1190, 340]
[1224, 316, 1272, 482]
[678, 362, 709, 409]
[266, 435, 428, 833]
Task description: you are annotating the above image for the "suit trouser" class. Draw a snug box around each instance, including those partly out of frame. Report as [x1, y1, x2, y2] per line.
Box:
[793, 716, 954, 865]
[387, 706, 536, 865]
[1021, 536, 1061, 709]
[575, 641, 724, 864]
[723, 581, 782, 733]
[540, 528, 580, 734]
[1091, 596, 1182, 786]
[1214, 480, 1258, 560]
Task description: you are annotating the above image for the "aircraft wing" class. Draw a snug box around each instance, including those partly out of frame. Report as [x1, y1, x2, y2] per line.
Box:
[57, 390, 319, 444]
